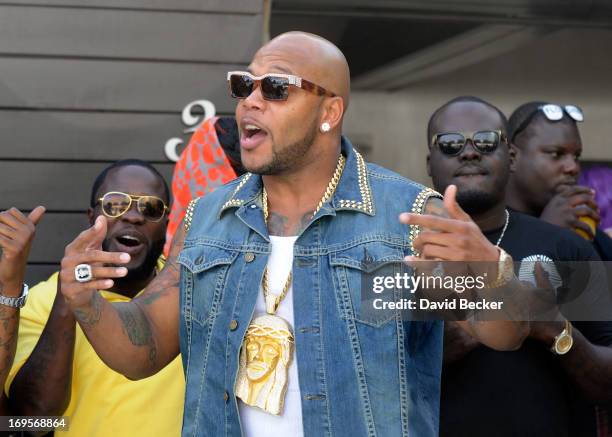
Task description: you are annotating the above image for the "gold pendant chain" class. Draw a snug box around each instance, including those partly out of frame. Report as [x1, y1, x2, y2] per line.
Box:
[262, 267, 292, 314]
[262, 153, 346, 222]
[261, 153, 346, 314]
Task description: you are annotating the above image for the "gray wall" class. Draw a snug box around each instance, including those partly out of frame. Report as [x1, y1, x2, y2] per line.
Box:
[0, 1, 265, 285]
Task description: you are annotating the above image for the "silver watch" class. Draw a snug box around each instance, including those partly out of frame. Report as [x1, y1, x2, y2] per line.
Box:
[0, 283, 29, 308]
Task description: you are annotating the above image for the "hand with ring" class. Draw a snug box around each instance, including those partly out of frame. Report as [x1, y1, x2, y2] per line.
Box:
[74, 264, 94, 283]
[60, 216, 131, 310]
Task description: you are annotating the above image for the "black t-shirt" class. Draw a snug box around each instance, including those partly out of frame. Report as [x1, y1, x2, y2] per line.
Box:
[440, 210, 612, 437]
[594, 228, 612, 261]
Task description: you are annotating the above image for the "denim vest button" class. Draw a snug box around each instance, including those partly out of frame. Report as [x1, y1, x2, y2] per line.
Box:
[229, 320, 238, 331]
[195, 255, 204, 265]
[224, 391, 229, 402]
[244, 252, 255, 262]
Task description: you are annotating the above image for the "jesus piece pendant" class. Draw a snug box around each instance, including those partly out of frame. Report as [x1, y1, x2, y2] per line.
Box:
[235, 314, 294, 415]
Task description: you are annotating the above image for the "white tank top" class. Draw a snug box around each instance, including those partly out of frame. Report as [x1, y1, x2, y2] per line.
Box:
[238, 235, 304, 437]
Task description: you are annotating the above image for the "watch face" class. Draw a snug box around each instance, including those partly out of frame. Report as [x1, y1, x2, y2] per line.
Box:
[555, 334, 573, 354]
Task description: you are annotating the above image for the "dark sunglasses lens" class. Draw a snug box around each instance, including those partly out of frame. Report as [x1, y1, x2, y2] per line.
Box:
[436, 133, 466, 155]
[261, 76, 289, 100]
[473, 131, 500, 153]
[101, 193, 130, 217]
[230, 74, 254, 98]
[138, 197, 166, 221]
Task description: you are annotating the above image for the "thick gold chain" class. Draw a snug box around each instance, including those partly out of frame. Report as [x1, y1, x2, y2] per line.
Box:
[262, 153, 346, 221]
[262, 268, 292, 314]
[261, 153, 346, 313]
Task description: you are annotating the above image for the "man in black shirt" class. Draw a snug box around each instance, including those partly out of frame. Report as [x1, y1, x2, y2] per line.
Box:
[426, 96, 612, 436]
[506, 101, 612, 261]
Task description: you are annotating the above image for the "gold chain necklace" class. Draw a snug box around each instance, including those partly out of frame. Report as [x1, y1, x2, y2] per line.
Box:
[261, 153, 345, 313]
[235, 153, 346, 415]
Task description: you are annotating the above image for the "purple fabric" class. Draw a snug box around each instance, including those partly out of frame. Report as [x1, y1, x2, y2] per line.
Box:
[580, 165, 612, 230]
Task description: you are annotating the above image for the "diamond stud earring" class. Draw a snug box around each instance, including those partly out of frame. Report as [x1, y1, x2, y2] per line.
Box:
[321, 122, 331, 133]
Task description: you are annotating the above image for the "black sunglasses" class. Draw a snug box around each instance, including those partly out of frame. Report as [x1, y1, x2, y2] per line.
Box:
[431, 130, 507, 156]
[227, 71, 336, 101]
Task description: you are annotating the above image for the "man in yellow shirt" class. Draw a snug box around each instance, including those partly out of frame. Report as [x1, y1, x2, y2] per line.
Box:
[5, 159, 185, 436]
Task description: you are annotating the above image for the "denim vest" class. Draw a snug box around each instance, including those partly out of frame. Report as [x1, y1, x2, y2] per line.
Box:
[177, 137, 443, 437]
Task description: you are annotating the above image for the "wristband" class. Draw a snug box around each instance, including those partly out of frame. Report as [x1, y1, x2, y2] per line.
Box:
[0, 283, 29, 308]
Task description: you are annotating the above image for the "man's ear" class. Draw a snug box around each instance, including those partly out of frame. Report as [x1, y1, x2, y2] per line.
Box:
[426, 152, 432, 177]
[87, 208, 95, 226]
[320, 96, 344, 132]
[509, 143, 519, 173]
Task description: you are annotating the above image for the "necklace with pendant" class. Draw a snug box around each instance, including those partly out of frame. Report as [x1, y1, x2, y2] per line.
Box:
[235, 153, 346, 415]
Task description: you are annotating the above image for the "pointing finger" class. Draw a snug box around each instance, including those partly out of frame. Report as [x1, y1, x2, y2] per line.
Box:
[87, 216, 108, 251]
[68, 216, 109, 253]
[399, 213, 464, 233]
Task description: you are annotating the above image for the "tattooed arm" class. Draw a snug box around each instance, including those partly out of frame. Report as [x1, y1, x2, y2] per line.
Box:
[9, 282, 76, 416]
[0, 206, 45, 405]
[59, 216, 183, 379]
[0, 304, 19, 415]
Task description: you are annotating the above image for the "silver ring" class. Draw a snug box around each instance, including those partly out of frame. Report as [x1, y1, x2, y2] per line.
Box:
[75, 264, 93, 283]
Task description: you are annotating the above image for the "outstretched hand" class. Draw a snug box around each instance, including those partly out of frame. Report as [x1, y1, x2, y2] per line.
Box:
[0, 206, 46, 296]
[59, 216, 130, 309]
[399, 185, 499, 263]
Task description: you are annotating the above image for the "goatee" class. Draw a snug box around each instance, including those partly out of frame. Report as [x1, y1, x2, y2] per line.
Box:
[247, 129, 317, 176]
[456, 190, 499, 215]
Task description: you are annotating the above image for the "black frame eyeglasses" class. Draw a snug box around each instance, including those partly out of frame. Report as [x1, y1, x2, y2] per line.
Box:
[431, 130, 507, 156]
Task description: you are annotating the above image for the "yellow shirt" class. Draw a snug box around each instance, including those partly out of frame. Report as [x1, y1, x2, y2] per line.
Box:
[5, 271, 185, 437]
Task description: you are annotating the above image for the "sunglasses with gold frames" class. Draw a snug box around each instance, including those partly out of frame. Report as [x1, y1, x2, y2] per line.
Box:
[96, 191, 168, 222]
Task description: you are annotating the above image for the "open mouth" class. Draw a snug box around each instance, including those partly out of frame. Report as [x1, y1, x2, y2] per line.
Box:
[240, 122, 268, 149]
[244, 124, 264, 138]
[112, 231, 146, 254]
[116, 235, 141, 247]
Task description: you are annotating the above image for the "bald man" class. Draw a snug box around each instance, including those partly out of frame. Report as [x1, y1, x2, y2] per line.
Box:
[57, 32, 527, 436]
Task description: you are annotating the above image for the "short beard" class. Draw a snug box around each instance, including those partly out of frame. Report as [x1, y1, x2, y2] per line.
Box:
[456, 190, 500, 215]
[247, 127, 317, 176]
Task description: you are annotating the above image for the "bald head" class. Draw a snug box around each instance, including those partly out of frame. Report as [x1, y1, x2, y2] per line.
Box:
[236, 32, 349, 175]
[253, 32, 351, 109]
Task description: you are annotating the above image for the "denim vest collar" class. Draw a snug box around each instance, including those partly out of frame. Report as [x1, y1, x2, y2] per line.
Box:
[218, 136, 375, 221]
